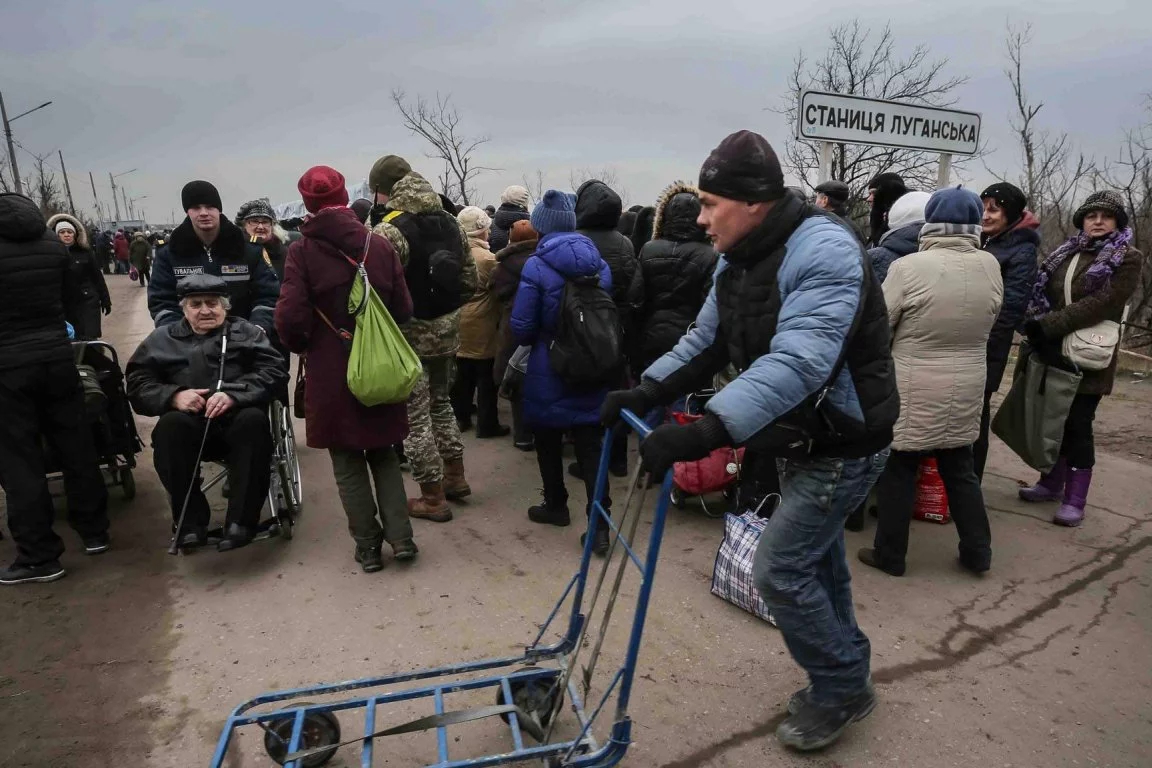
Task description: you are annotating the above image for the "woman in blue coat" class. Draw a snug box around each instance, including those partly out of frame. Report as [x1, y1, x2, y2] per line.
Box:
[511, 190, 614, 553]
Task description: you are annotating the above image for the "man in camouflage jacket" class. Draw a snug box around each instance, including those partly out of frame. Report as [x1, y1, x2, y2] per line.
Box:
[368, 163, 478, 521]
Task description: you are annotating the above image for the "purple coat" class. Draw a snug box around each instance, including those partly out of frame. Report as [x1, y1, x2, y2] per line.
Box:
[510, 232, 612, 429]
[275, 207, 413, 450]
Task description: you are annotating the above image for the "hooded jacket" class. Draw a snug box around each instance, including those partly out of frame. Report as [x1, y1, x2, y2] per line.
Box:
[627, 183, 718, 373]
[371, 172, 478, 357]
[575, 181, 639, 325]
[883, 228, 1003, 451]
[46, 213, 110, 313]
[488, 203, 530, 253]
[129, 231, 151, 268]
[148, 216, 280, 332]
[644, 195, 899, 459]
[457, 236, 501, 360]
[510, 232, 613, 429]
[491, 237, 539, 382]
[981, 211, 1040, 391]
[0, 194, 81, 369]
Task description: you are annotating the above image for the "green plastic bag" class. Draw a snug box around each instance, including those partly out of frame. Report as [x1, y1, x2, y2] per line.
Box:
[991, 348, 1082, 473]
[346, 262, 422, 407]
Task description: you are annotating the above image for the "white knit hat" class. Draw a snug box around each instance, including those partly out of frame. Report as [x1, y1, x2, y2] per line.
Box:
[886, 191, 932, 231]
[54, 220, 77, 234]
[457, 206, 492, 236]
[500, 185, 530, 209]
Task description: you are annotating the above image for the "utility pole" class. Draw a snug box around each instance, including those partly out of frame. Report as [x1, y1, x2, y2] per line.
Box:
[89, 171, 104, 223]
[109, 172, 121, 220]
[0, 92, 52, 195]
[58, 150, 76, 215]
[122, 187, 130, 220]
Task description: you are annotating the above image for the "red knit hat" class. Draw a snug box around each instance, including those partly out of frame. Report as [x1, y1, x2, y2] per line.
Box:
[298, 165, 349, 213]
[509, 219, 538, 243]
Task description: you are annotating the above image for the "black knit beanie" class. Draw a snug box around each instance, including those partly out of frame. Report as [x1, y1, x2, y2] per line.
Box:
[181, 180, 223, 212]
[698, 130, 785, 203]
[980, 182, 1027, 224]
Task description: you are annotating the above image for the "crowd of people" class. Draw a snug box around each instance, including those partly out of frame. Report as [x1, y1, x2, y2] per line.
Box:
[0, 125, 1143, 752]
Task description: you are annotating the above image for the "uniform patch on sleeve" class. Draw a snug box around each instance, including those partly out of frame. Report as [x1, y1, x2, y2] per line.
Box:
[220, 264, 250, 275]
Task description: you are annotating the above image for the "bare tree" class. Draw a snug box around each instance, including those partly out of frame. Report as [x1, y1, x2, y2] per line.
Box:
[31, 153, 66, 216]
[568, 166, 629, 205]
[521, 169, 547, 204]
[390, 90, 495, 206]
[0, 155, 11, 193]
[993, 23, 1095, 249]
[778, 21, 973, 205]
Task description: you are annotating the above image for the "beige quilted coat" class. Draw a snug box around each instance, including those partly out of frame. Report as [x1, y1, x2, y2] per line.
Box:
[883, 229, 1004, 452]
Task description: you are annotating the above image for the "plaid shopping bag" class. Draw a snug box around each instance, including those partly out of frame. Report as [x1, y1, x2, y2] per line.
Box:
[711, 510, 777, 626]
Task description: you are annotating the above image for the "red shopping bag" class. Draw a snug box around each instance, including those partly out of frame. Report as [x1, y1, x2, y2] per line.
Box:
[913, 458, 951, 524]
[670, 412, 744, 497]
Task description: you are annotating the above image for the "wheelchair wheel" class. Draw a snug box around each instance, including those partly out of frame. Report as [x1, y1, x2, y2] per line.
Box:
[263, 705, 341, 767]
[282, 415, 302, 516]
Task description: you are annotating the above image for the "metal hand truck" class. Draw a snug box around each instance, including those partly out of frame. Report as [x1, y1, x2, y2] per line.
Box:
[208, 409, 671, 767]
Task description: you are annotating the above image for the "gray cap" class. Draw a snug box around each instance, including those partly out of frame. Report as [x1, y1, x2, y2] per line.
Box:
[814, 180, 850, 204]
[177, 273, 229, 299]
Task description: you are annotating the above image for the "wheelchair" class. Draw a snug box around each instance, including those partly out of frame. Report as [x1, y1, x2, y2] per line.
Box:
[199, 398, 302, 542]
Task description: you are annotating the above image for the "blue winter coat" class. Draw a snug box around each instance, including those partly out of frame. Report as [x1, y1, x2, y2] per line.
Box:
[510, 232, 613, 429]
[868, 221, 921, 284]
[982, 212, 1040, 391]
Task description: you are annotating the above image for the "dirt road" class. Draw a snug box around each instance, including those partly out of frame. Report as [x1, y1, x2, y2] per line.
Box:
[2, 276, 1149, 767]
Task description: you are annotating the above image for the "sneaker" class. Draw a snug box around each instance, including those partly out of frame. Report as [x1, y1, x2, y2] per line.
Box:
[391, 539, 419, 562]
[528, 503, 571, 527]
[580, 526, 611, 557]
[0, 561, 66, 585]
[513, 440, 535, 452]
[355, 545, 384, 573]
[83, 534, 111, 555]
[787, 686, 811, 716]
[776, 685, 876, 751]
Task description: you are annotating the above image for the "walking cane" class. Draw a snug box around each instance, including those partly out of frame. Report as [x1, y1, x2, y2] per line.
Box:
[167, 328, 230, 555]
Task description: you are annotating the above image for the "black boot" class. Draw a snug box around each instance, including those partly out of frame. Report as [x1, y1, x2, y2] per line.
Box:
[217, 523, 254, 553]
[856, 548, 905, 577]
[355, 544, 384, 573]
[528, 499, 571, 527]
[776, 685, 876, 751]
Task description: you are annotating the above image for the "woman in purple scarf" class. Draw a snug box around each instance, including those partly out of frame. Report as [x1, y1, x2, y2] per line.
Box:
[1016, 190, 1142, 527]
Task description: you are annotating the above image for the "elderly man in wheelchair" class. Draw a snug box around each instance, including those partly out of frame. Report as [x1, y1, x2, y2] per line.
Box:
[127, 274, 288, 552]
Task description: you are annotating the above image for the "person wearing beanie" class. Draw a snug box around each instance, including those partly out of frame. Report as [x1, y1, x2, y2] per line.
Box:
[236, 197, 290, 279]
[867, 171, 909, 246]
[489, 184, 531, 253]
[868, 190, 932, 283]
[148, 180, 280, 334]
[350, 198, 373, 225]
[491, 219, 540, 451]
[452, 206, 509, 440]
[368, 168, 478, 521]
[574, 179, 639, 478]
[861, 187, 1002, 580]
[0, 193, 111, 583]
[510, 190, 616, 554]
[276, 173, 417, 572]
[129, 229, 153, 288]
[484, 205, 496, 218]
[629, 205, 655, 255]
[972, 182, 1040, 479]
[367, 154, 412, 218]
[47, 212, 111, 339]
[1015, 189, 1141, 527]
[600, 130, 899, 750]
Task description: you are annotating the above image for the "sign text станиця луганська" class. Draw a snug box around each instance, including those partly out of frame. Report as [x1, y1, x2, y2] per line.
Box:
[798, 91, 982, 156]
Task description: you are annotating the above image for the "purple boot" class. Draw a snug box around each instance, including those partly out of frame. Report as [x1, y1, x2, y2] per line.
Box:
[1054, 467, 1091, 527]
[1018, 457, 1067, 503]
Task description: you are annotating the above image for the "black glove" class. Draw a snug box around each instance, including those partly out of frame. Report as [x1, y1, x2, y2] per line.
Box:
[1023, 319, 1045, 344]
[101, 303, 112, 316]
[600, 387, 653, 428]
[639, 415, 731, 478]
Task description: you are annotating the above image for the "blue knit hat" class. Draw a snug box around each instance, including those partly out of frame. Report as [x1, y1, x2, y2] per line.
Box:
[924, 187, 983, 227]
[531, 189, 577, 235]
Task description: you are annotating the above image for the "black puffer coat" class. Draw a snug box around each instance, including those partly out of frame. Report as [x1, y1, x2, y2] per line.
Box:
[0, 194, 79, 369]
[488, 203, 530, 253]
[575, 180, 638, 317]
[628, 183, 718, 374]
[982, 212, 1040, 391]
[491, 238, 539, 384]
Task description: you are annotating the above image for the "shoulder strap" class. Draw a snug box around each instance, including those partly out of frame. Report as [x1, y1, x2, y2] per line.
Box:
[1064, 254, 1079, 306]
[814, 250, 871, 409]
[383, 210, 404, 224]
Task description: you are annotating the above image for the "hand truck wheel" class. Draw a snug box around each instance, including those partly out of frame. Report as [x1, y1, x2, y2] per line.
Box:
[495, 667, 560, 741]
[669, 486, 687, 509]
[263, 705, 341, 767]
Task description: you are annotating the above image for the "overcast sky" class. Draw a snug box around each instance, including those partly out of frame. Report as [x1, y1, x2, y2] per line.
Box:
[3, 0, 1149, 225]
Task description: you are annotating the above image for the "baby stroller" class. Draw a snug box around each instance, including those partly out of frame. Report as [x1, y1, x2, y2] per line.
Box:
[45, 341, 143, 497]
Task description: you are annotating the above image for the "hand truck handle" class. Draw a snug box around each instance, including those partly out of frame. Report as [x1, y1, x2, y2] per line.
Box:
[619, 408, 652, 439]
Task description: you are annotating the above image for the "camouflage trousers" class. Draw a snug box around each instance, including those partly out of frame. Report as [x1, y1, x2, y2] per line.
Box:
[404, 355, 465, 484]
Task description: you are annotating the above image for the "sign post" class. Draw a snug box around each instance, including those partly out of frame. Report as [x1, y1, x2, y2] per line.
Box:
[796, 91, 981, 189]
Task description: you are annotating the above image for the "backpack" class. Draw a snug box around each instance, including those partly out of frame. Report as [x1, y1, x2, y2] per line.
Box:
[383, 210, 468, 319]
[549, 275, 623, 390]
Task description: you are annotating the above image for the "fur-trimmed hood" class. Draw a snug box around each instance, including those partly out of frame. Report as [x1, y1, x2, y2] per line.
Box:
[652, 181, 707, 243]
[46, 212, 89, 249]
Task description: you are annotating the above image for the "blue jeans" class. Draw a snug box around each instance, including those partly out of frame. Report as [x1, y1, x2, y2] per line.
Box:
[752, 451, 887, 705]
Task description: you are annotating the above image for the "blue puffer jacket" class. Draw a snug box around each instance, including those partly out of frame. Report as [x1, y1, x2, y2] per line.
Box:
[982, 211, 1040, 391]
[868, 221, 921, 284]
[510, 232, 613, 429]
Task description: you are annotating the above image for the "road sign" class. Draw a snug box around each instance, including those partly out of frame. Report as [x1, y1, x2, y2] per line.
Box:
[797, 90, 981, 156]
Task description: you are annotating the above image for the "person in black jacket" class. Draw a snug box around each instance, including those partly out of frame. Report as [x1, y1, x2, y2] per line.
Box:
[148, 181, 279, 333]
[47, 213, 111, 339]
[0, 193, 111, 584]
[491, 219, 540, 451]
[128, 274, 286, 552]
[576, 179, 639, 477]
[974, 183, 1041, 479]
[867, 191, 931, 284]
[489, 185, 531, 253]
[867, 172, 909, 247]
[627, 182, 717, 377]
[814, 180, 866, 244]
